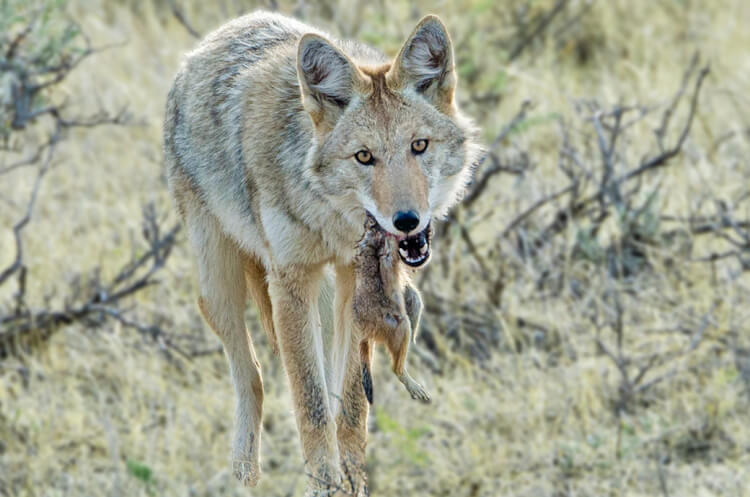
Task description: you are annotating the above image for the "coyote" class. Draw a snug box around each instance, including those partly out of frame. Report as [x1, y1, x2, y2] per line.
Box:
[353, 215, 431, 405]
[163, 10, 479, 495]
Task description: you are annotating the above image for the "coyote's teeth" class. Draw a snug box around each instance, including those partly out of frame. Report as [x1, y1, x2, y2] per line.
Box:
[399, 247, 409, 259]
[419, 243, 428, 254]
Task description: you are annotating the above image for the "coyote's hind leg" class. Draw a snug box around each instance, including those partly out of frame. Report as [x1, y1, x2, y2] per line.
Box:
[188, 209, 264, 487]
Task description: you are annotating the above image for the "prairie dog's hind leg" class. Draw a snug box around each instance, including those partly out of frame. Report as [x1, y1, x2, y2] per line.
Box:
[397, 369, 431, 404]
[387, 321, 431, 404]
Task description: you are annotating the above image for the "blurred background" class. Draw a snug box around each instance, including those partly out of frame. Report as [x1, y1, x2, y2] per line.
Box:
[1, 0, 749, 495]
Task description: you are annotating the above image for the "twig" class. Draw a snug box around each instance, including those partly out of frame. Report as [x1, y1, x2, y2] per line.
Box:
[655, 53, 700, 151]
[531, 62, 710, 251]
[500, 184, 574, 239]
[167, 0, 202, 39]
[458, 101, 534, 211]
[622, 65, 710, 181]
[0, 142, 55, 285]
[508, 0, 568, 62]
[0, 212, 182, 359]
[0, 8, 179, 361]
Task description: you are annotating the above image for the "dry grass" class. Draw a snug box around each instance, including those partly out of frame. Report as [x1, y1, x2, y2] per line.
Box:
[1, 0, 749, 496]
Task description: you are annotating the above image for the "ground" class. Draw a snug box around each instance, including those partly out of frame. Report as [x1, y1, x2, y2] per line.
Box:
[1, 1, 749, 496]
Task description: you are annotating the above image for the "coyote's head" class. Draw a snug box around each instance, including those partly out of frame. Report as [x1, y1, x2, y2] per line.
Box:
[297, 16, 480, 267]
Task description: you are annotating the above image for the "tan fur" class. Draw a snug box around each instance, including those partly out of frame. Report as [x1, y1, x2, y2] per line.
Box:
[163, 10, 479, 495]
[353, 222, 430, 403]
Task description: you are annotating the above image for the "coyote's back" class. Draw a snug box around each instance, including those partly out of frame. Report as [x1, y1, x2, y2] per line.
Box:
[164, 12, 312, 259]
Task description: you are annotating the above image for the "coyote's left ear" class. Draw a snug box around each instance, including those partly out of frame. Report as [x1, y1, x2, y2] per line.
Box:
[388, 15, 456, 113]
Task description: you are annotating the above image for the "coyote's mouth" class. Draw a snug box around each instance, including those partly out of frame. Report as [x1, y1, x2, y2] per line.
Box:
[364, 212, 431, 268]
[397, 224, 431, 267]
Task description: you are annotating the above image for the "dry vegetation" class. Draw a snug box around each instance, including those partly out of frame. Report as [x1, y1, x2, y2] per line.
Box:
[1, 0, 749, 496]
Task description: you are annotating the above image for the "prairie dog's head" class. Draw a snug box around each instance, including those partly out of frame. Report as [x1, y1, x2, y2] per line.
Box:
[297, 16, 480, 266]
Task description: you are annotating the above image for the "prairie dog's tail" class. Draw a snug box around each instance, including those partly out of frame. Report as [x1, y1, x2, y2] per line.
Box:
[360, 340, 373, 404]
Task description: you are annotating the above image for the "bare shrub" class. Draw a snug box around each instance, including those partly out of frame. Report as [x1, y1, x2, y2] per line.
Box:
[0, 0, 182, 359]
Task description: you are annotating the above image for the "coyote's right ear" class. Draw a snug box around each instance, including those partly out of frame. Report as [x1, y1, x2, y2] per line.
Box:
[297, 34, 362, 127]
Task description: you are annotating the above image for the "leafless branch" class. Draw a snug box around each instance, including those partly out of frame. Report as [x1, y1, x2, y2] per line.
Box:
[528, 60, 710, 251]
[500, 184, 574, 239]
[0, 207, 181, 359]
[459, 100, 534, 210]
[0, 7, 180, 361]
[0, 143, 55, 285]
[623, 64, 710, 181]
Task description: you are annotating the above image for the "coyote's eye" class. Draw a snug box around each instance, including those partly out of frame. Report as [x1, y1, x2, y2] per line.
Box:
[411, 139, 428, 155]
[354, 149, 375, 166]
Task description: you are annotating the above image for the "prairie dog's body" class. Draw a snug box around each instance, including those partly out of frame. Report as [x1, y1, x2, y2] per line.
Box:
[353, 219, 430, 404]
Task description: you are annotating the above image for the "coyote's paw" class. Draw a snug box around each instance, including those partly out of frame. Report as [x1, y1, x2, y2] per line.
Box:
[232, 458, 261, 487]
[304, 465, 345, 497]
[232, 431, 261, 486]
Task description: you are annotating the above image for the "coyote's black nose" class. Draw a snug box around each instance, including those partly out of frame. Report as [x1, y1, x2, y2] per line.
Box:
[393, 210, 420, 233]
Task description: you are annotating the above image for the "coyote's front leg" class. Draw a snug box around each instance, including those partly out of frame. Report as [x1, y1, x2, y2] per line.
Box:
[332, 264, 370, 496]
[267, 263, 342, 494]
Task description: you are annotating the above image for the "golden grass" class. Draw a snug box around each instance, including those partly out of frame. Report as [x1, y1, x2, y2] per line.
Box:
[1, 0, 749, 495]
